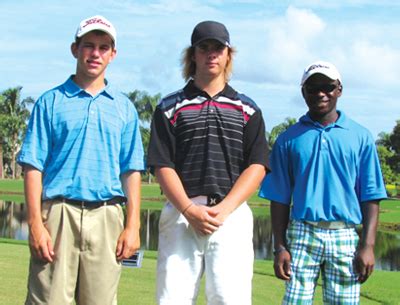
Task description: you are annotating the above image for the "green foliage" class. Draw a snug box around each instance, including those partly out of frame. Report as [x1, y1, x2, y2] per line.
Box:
[267, 117, 296, 149]
[126, 90, 161, 184]
[0, 87, 34, 178]
[377, 145, 399, 185]
[126, 89, 160, 125]
[376, 121, 400, 185]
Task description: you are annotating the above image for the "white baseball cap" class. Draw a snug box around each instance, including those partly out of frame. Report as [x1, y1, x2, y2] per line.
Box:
[75, 15, 117, 46]
[301, 61, 341, 85]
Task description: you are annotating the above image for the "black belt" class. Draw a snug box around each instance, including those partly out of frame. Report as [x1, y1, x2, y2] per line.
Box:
[47, 196, 126, 208]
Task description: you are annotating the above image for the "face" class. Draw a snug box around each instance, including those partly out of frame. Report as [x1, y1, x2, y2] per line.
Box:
[302, 74, 342, 122]
[193, 39, 230, 80]
[71, 31, 116, 81]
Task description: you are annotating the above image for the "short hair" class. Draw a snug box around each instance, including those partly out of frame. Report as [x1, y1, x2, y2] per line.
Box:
[181, 45, 236, 82]
[74, 30, 115, 49]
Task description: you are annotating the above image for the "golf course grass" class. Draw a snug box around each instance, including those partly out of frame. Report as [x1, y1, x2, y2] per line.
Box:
[1, 179, 399, 304]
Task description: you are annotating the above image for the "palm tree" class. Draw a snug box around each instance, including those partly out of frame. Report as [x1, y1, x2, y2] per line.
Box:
[0, 87, 34, 178]
[267, 117, 297, 150]
[126, 90, 161, 183]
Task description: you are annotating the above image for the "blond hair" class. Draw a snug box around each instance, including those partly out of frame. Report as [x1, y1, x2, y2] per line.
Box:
[181, 46, 236, 82]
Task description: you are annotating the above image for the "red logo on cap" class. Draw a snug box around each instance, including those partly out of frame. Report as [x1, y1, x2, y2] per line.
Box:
[83, 17, 111, 28]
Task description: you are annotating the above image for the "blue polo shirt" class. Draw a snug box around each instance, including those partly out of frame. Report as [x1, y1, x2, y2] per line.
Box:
[259, 111, 386, 224]
[17, 77, 144, 201]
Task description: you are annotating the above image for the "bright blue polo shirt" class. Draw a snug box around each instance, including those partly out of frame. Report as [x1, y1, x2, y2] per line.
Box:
[259, 111, 386, 224]
[17, 77, 144, 201]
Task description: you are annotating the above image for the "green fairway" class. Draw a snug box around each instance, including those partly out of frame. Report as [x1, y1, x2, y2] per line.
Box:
[1, 240, 398, 305]
[1, 179, 399, 304]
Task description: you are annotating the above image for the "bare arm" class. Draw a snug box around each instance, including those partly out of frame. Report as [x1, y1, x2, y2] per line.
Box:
[116, 171, 141, 261]
[355, 200, 380, 283]
[24, 165, 54, 263]
[155, 167, 222, 235]
[271, 201, 291, 281]
[212, 164, 266, 222]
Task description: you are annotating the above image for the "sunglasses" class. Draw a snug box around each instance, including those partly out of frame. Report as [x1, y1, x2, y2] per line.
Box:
[304, 84, 338, 94]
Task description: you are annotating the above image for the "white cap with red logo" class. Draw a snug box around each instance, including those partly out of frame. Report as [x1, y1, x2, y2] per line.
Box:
[75, 15, 117, 46]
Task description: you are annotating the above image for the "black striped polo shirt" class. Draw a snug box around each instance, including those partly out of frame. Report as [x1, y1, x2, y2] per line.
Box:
[147, 80, 269, 198]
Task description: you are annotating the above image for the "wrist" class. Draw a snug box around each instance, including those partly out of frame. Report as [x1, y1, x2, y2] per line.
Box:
[182, 203, 194, 215]
[273, 245, 288, 256]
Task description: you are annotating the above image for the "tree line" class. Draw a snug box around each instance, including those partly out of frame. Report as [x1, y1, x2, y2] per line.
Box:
[0, 86, 399, 186]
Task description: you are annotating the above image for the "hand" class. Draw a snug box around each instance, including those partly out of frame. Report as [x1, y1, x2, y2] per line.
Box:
[183, 204, 223, 235]
[273, 249, 291, 281]
[28, 220, 55, 263]
[354, 245, 375, 283]
[116, 227, 140, 261]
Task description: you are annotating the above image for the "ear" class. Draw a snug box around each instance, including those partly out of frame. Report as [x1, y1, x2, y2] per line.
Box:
[108, 48, 117, 63]
[301, 86, 306, 99]
[337, 84, 343, 97]
[71, 42, 78, 59]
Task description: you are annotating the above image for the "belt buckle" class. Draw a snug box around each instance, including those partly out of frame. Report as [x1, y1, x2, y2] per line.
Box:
[207, 195, 221, 206]
[317, 221, 347, 230]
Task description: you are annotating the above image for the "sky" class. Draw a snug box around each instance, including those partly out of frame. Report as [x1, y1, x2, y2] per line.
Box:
[1, 0, 399, 139]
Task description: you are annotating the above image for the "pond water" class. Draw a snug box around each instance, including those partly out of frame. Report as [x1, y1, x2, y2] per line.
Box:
[1, 201, 400, 271]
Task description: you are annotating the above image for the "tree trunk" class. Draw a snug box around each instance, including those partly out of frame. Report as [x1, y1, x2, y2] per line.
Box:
[11, 133, 17, 179]
[0, 142, 3, 179]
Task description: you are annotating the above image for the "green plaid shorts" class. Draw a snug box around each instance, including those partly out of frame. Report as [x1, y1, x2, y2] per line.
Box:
[283, 221, 360, 305]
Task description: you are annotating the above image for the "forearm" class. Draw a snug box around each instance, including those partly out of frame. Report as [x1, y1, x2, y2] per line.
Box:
[218, 164, 266, 214]
[121, 171, 141, 230]
[24, 165, 43, 226]
[155, 167, 193, 212]
[360, 201, 380, 248]
[271, 201, 290, 250]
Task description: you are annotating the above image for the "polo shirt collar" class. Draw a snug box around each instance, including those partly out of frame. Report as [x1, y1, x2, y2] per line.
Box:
[63, 76, 115, 99]
[183, 79, 237, 100]
[300, 110, 350, 130]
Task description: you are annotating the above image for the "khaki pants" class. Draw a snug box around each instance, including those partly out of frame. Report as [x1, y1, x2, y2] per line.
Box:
[25, 201, 124, 305]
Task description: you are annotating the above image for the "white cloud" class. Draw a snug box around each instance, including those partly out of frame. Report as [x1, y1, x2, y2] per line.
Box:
[234, 6, 326, 85]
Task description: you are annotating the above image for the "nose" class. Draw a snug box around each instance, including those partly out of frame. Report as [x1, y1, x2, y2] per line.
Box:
[207, 50, 217, 59]
[90, 47, 101, 57]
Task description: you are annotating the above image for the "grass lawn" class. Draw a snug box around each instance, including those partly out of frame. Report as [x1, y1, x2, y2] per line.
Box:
[1, 179, 399, 304]
[1, 239, 399, 305]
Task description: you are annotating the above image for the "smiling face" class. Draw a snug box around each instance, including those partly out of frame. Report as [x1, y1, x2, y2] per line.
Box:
[302, 73, 342, 124]
[71, 31, 116, 83]
[193, 39, 230, 82]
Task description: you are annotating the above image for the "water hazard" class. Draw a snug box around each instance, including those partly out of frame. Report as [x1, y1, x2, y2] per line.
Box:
[1, 201, 400, 271]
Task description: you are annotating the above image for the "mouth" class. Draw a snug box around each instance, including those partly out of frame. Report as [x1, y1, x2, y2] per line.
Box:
[87, 60, 101, 68]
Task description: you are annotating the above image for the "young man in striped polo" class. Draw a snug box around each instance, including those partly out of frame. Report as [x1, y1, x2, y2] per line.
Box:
[148, 21, 269, 304]
[259, 61, 387, 304]
[18, 15, 144, 305]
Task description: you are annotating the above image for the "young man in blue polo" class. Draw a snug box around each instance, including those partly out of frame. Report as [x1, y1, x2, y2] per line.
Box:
[259, 61, 386, 304]
[148, 21, 269, 304]
[18, 15, 144, 305]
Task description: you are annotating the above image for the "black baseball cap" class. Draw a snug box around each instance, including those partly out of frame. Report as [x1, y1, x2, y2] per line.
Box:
[191, 21, 230, 47]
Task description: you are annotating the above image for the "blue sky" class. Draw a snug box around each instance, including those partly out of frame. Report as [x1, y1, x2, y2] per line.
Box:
[1, 0, 399, 138]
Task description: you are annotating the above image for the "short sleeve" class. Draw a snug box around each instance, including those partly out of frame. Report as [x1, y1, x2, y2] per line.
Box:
[243, 110, 270, 169]
[147, 106, 176, 171]
[17, 99, 52, 171]
[119, 104, 145, 173]
[258, 138, 292, 204]
[357, 134, 387, 202]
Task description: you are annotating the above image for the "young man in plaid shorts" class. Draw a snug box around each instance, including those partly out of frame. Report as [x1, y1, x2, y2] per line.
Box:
[259, 61, 386, 304]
